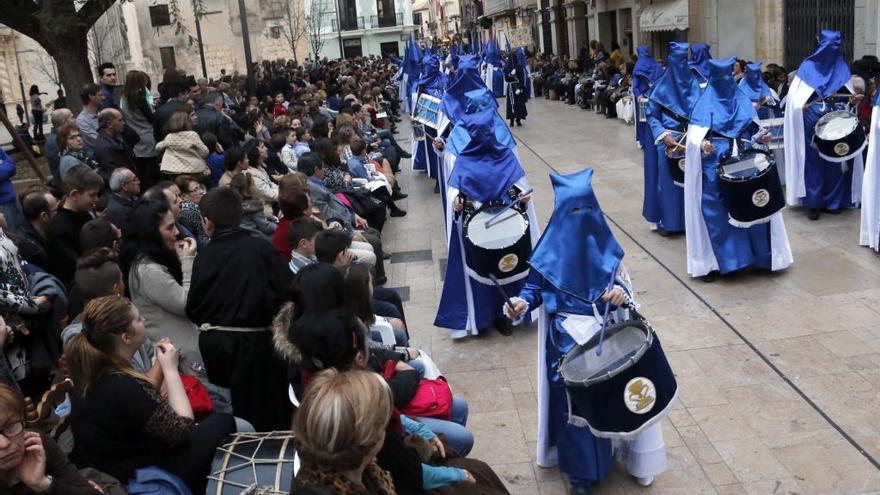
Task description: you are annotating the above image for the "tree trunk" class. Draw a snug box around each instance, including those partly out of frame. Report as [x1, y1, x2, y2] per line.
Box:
[45, 35, 92, 114]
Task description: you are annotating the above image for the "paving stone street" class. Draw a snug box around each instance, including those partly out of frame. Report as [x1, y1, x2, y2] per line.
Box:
[383, 97, 880, 495]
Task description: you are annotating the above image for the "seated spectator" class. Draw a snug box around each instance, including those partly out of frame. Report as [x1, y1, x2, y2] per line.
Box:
[142, 181, 196, 241]
[230, 172, 277, 237]
[45, 109, 74, 190]
[78, 218, 120, 254]
[347, 139, 405, 218]
[272, 174, 314, 261]
[93, 109, 134, 184]
[174, 175, 209, 247]
[67, 295, 235, 492]
[293, 127, 311, 159]
[12, 188, 58, 269]
[288, 217, 322, 274]
[157, 110, 210, 179]
[219, 146, 248, 187]
[292, 368, 396, 494]
[0, 382, 97, 494]
[280, 128, 298, 172]
[344, 263, 407, 346]
[185, 187, 293, 430]
[201, 132, 225, 188]
[119, 200, 206, 381]
[74, 83, 103, 154]
[104, 167, 141, 229]
[243, 140, 280, 204]
[57, 124, 100, 181]
[47, 165, 102, 285]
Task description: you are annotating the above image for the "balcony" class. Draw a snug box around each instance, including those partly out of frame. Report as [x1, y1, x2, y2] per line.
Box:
[371, 12, 404, 28]
[483, 0, 515, 16]
[332, 16, 365, 31]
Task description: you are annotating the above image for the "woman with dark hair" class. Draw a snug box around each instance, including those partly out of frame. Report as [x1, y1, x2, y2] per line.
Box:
[230, 172, 277, 236]
[120, 70, 160, 187]
[311, 137, 351, 192]
[28, 85, 45, 141]
[66, 295, 234, 492]
[243, 139, 280, 203]
[343, 263, 407, 346]
[310, 115, 331, 139]
[732, 58, 747, 83]
[119, 200, 204, 376]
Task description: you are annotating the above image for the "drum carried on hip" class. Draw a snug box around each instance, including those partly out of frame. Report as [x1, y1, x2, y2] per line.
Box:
[637, 96, 649, 123]
[664, 131, 687, 187]
[812, 110, 866, 162]
[207, 431, 298, 494]
[462, 203, 531, 283]
[717, 149, 785, 225]
[558, 307, 677, 439]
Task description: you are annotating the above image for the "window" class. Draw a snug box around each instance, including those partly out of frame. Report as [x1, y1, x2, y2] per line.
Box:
[149, 5, 171, 27]
[270, 26, 282, 38]
[159, 46, 177, 70]
[413, 12, 422, 26]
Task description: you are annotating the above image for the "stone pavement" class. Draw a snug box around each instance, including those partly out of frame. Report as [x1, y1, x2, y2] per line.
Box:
[381, 97, 880, 495]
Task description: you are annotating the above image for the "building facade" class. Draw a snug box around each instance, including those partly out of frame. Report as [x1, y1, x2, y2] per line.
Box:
[305, 0, 416, 59]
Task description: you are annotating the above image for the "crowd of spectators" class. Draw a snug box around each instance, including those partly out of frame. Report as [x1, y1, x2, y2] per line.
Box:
[0, 56, 510, 494]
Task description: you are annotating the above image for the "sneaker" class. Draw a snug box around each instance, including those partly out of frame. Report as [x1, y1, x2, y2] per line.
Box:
[636, 476, 654, 486]
[390, 208, 407, 217]
[392, 191, 409, 200]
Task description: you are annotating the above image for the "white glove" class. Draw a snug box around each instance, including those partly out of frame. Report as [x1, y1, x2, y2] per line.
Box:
[515, 90, 522, 95]
[511, 69, 516, 75]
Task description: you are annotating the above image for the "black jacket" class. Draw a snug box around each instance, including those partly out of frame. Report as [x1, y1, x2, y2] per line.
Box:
[194, 106, 234, 149]
[93, 131, 135, 183]
[153, 98, 187, 144]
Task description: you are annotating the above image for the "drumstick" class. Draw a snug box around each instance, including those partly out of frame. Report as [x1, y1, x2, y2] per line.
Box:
[489, 274, 517, 312]
[483, 188, 534, 228]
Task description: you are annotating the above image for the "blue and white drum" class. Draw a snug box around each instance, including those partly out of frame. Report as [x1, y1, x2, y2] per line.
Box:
[717, 149, 785, 225]
[664, 131, 687, 187]
[462, 204, 531, 284]
[813, 110, 867, 162]
[207, 431, 298, 495]
[558, 310, 677, 439]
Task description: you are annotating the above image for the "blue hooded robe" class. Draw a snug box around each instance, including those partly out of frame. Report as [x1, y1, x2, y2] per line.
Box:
[411, 54, 447, 179]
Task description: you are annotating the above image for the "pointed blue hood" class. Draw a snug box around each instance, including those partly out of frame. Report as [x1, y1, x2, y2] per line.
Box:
[633, 45, 664, 97]
[447, 90, 523, 202]
[690, 57, 757, 139]
[528, 168, 625, 303]
[446, 88, 515, 155]
[418, 53, 445, 92]
[441, 54, 485, 123]
[738, 61, 773, 102]
[795, 30, 852, 99]
[647, 42, 700, 120]
[689, 43, 712, 81]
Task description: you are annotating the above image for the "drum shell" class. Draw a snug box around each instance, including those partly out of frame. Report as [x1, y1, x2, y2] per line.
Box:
[813, 113, 867, 162]
[565, 333, 677, 439]
[718, 161, 785, 224]
[462, 207, 532, 281]
[666, 155, 686, 187]
[207, 432, 297, 495]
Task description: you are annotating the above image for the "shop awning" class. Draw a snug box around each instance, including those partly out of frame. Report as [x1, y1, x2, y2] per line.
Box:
[639, 0, 688, 32]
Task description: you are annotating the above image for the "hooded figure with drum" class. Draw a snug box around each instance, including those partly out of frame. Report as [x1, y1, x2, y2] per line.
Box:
[433, 88, 539, 339]
[504, 168, 672, 495]
[642, 42, 696, 234]
[683, 57, 794, 281]
[739, 60, 786, 185]
[782, 30, 865, 221]
[410, 53, 449, 191]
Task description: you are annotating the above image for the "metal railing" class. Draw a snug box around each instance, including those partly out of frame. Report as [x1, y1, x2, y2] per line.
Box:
[370, 12, 403, 28]
[483, 0, 515, 16]
[332, 16, 365, 31]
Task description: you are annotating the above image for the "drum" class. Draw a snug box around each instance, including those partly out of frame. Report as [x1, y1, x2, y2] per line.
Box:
[207, 431, 298, 495]
[559, 309, 677, 439]
[717, 149, 785, 225]
[663, 131, 687, 187]
[637, 96, 648, 123]
[462, 203, 531, 283]
[813, 110, 867, 161]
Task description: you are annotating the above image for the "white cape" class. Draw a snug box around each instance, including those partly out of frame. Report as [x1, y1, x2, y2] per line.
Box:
[860, 105, 880, 251]
[684, 125, 793, 277]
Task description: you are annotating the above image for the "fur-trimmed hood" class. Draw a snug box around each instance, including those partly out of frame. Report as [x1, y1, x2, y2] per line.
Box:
[272, 302, 301, 363]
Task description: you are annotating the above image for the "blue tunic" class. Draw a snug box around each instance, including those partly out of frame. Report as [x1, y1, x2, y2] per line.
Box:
[517, 270, 617, 487]
[644, 101, 686, 232]
[802, 102, 855, 210]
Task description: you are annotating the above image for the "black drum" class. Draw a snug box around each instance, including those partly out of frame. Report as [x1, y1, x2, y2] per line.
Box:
[206, 431, 298, 494]
[717, 149, 785, 225]
[813, 110, 867, 162]
[462, 203, 531, 283]
[559, 309, 677, 439]
[663, 131, 686, 187]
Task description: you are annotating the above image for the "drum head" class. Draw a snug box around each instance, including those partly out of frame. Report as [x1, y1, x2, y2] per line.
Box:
[720, 151, 773, 180]
[467, 207, 529, 250]
[815, 111, 858, 140]
[560, 324, 650, 385]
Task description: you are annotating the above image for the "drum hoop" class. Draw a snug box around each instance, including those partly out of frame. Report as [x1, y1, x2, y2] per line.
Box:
[209, 431, 295, 495]
[717, 155, 776, 183]
[464, 205, 529, 247]
[815, 110, 858, 139]
[559, 317, 656, 388]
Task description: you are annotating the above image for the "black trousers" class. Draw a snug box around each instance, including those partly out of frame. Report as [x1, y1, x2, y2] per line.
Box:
[161, 412, 236, 493]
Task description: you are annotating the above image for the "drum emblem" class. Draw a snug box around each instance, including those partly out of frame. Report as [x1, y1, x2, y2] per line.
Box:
[752, 189, 770, 208]
[624, 377, 656, 414]
[834, 142, 850, 156]
[498, 254, 519, 273]
[678, 159, 686, 172]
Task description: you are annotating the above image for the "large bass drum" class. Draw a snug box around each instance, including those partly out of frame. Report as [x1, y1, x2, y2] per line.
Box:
[813, 110, 867, 162]
[717, 149, 785, 225]
[462, 203, 531, 283]
[558, 308, 677, 439]
[206, 431, 298, 495]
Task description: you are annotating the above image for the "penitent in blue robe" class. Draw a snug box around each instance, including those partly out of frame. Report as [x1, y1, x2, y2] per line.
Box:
[802, 101, 856, 210]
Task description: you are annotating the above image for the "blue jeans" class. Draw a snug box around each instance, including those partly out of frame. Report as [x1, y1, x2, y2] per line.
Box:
[413, 396, 473, 456]
[370, 327, 409, 347]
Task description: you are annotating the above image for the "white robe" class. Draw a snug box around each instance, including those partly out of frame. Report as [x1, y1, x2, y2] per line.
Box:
[860, 104, 880, 251]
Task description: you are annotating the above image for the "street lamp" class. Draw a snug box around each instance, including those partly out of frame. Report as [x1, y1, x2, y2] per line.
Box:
[236, 0, 256, 94]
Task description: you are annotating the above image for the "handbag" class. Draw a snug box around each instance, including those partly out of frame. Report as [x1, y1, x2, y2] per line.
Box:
[180, 375, 213, 421]
[381, 360, 453, 420]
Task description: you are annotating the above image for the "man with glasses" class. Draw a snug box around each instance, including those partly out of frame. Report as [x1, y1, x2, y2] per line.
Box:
[105, 168, 141, 229]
